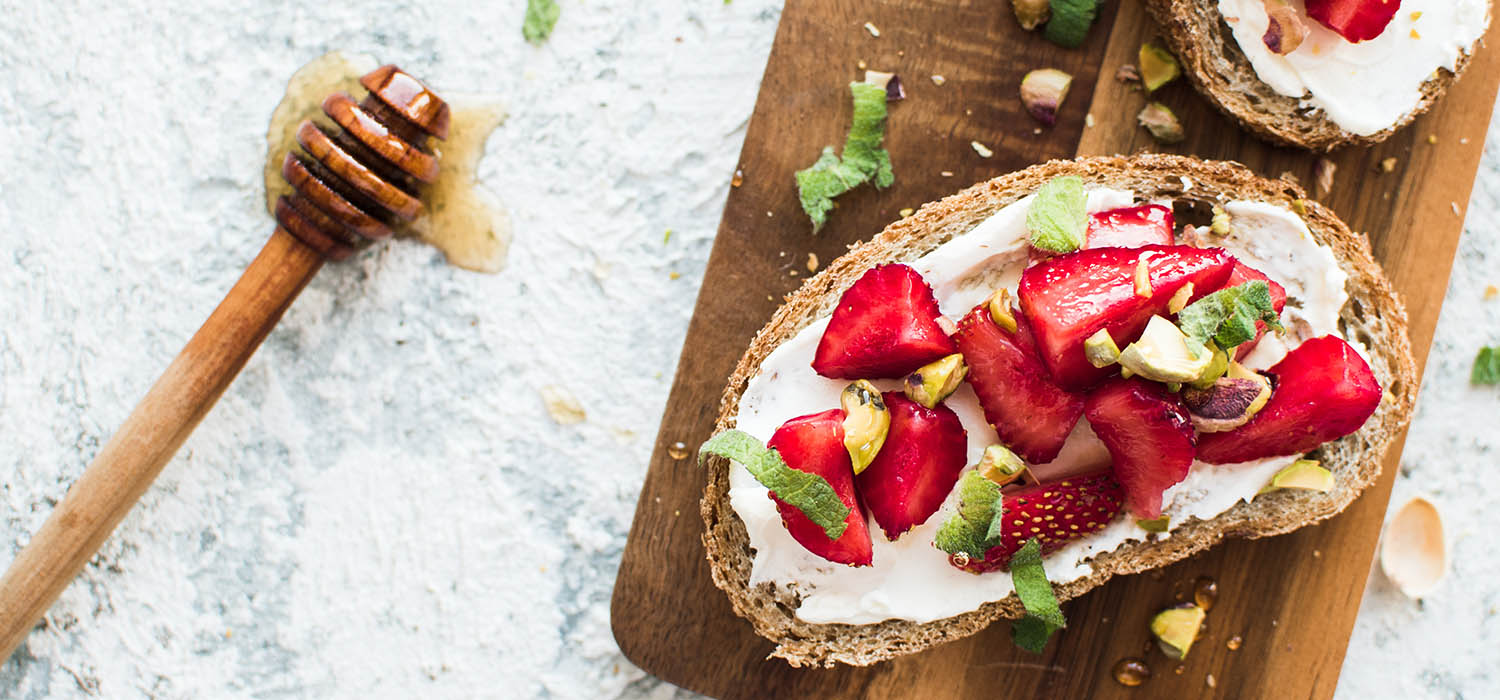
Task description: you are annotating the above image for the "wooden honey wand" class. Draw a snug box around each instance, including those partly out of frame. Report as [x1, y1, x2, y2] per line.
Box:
[0, 65, 450, 661]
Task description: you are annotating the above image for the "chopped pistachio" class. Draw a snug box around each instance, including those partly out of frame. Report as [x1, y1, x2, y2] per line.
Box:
[1168, 282, 1196, 314]
[841, 380, 890, 474]
[1151, 605, 1207, 659]
[978, 444, 1028, 486]
[987, 288, 1019, 333]
[1020, 68, 1073, 126]
[1137, 515, 1170, 533]
[1259, 459, 1334, 494]
[1138, 42, 1181, 92]
[1134, 258, 1153, 298]
[904, 353, 969, 409]
[1138, 102, 1185, 144]
[1011, 0, 1050, 30]
[1085, 328, 1122, 368]
[1210, 206, 1231, 235]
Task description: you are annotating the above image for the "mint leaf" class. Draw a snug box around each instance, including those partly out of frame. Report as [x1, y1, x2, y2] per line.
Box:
[1026, 176, 1087, 253]
[934, 471, 1002, 557]
[794, 82, 895, 232]
[1176, 281, 1284, 358]
[700, 430, 850, 540]
[1009, 538, 1066, 653]
[523, 0, 560, 44]
[1044, 0, 1101, 48]
[1473, 346, 1500, 385]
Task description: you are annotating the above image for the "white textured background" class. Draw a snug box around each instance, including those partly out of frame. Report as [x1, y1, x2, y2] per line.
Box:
[0, 1, 1494, 698]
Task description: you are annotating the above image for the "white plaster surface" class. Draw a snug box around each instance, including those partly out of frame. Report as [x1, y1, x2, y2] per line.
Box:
[0, 1, 1494, 698]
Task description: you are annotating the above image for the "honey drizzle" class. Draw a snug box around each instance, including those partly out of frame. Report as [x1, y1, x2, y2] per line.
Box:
[264, 51, 511, 272]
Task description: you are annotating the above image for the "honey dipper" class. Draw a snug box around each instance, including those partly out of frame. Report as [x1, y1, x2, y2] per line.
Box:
[0, 65, 449, 660]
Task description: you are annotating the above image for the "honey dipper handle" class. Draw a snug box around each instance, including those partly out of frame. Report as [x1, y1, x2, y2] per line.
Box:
[0, 228, 323, 660]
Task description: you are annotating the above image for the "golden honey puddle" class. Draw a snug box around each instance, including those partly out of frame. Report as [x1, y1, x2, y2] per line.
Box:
[264, 51, 511, 273]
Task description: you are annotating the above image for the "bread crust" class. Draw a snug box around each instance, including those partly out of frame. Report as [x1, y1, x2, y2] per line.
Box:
[698, 155, 1418, 667]
[1141, 0, 1484, 151]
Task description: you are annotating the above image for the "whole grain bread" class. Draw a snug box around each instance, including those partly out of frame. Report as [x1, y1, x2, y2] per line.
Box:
[1141, 0, 1483, 151]
[699, 154, 1418, 667]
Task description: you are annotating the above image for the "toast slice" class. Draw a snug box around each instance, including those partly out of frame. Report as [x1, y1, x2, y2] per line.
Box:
[1141, 0, 1483, 151]
[699, 154, 1417, 667]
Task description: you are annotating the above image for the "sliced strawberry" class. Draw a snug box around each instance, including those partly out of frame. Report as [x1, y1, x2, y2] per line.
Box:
[856, 393, 968, 539]
[812, 264, 959, 379]
[766, 409, 873, 566]
[952, 304, 1084, 463]
[1224, 262, 1288, 360]
[1083, 378, 1197, 519]
[1304, 0, 1400, 42]
[1197, 336, 1381, 464]
[1018, 245, 1236, 390]
[951, 471, 1124, 573]
[1086, 204, 1174, 249]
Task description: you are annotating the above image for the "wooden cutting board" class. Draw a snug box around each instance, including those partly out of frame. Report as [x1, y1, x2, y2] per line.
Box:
[612, 2, 1500, 697]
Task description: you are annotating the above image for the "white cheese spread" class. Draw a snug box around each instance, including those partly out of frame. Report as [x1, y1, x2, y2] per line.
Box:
[1217, 0, 1488, 136]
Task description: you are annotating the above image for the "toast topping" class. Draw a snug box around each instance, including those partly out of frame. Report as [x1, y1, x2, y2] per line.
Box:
[725, 182, 1376, 627]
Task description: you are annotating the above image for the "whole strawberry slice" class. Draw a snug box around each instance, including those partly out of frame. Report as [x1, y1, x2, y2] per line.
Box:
[813, 264, 959, 379]
[1086, 204, 1174, 249]
[1197, 335, 1381, 464]
[1223, 262, 1288, 360]
[1304, 0, 1400, 42]
[767, 409, 874, 566]
[952, 304, 1084, 463]
[952, 471, 1124, 573]
[1084, 377, 1196, 519]
[856, 392, 968, 539]
[1019, 245, 1236, 390]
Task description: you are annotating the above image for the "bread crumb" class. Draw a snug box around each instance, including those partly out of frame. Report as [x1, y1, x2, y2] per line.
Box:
[1314, 158, 1336, 196]
[1427, 134, 1438, 144]
[899, 207, 914, 218]
[1452, 202, 1462, 216]
[931, 74, 946, 86]
[971, 141, 994, 158]
[1206, 674, 1217, 689]
[1483, 284, 1498, 300]
[1116, 64, 1140, 83]
[669, 271, 681, 280]
[1085, 113, 1095, 128]
[1380, 157, 1398, 172]
[940, 170, 954, 177]
[857, 60, 867, 70]
[807, 252, 819, 272]
[864, 21, 880, 37]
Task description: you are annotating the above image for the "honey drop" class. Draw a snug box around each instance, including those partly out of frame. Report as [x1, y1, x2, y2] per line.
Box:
[1112, 657, 1151, 687]
[1193, 575, 1218, 611]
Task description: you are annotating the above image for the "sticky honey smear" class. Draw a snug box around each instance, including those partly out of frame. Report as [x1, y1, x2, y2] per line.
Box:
[264, 51, 512, 273]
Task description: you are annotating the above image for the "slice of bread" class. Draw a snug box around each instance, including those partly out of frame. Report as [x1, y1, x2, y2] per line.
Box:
[1142, 0, 1483, 151]
[699, 154, 1418, 667]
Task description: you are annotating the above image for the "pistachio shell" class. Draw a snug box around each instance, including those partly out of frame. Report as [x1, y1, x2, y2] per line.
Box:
[1380, 497, 1446, 598]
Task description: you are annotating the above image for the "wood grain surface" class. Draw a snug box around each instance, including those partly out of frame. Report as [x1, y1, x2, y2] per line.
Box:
[611, 1, 1500, 697]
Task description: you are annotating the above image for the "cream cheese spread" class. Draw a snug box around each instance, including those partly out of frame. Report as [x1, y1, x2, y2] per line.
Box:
[1217, 0, 1489, 136]
[729, 189, 1350, 625]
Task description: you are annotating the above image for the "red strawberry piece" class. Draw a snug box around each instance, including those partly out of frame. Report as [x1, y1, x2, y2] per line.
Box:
[1085, 204, 1175, 249]
[766, 409, 874, 566]
[952, 304, 1084, 463]
[1197, 335, 1382, 464]
[1018, 245, 1237, 391]
[856, 393, 968, 540]
[952, 471, 1124, 573]
[1304, 0, 1401, 42]
[813, 264, 959, 379]
[1223, 262, 1288, 360]
[1083, 377, 1197, 519]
